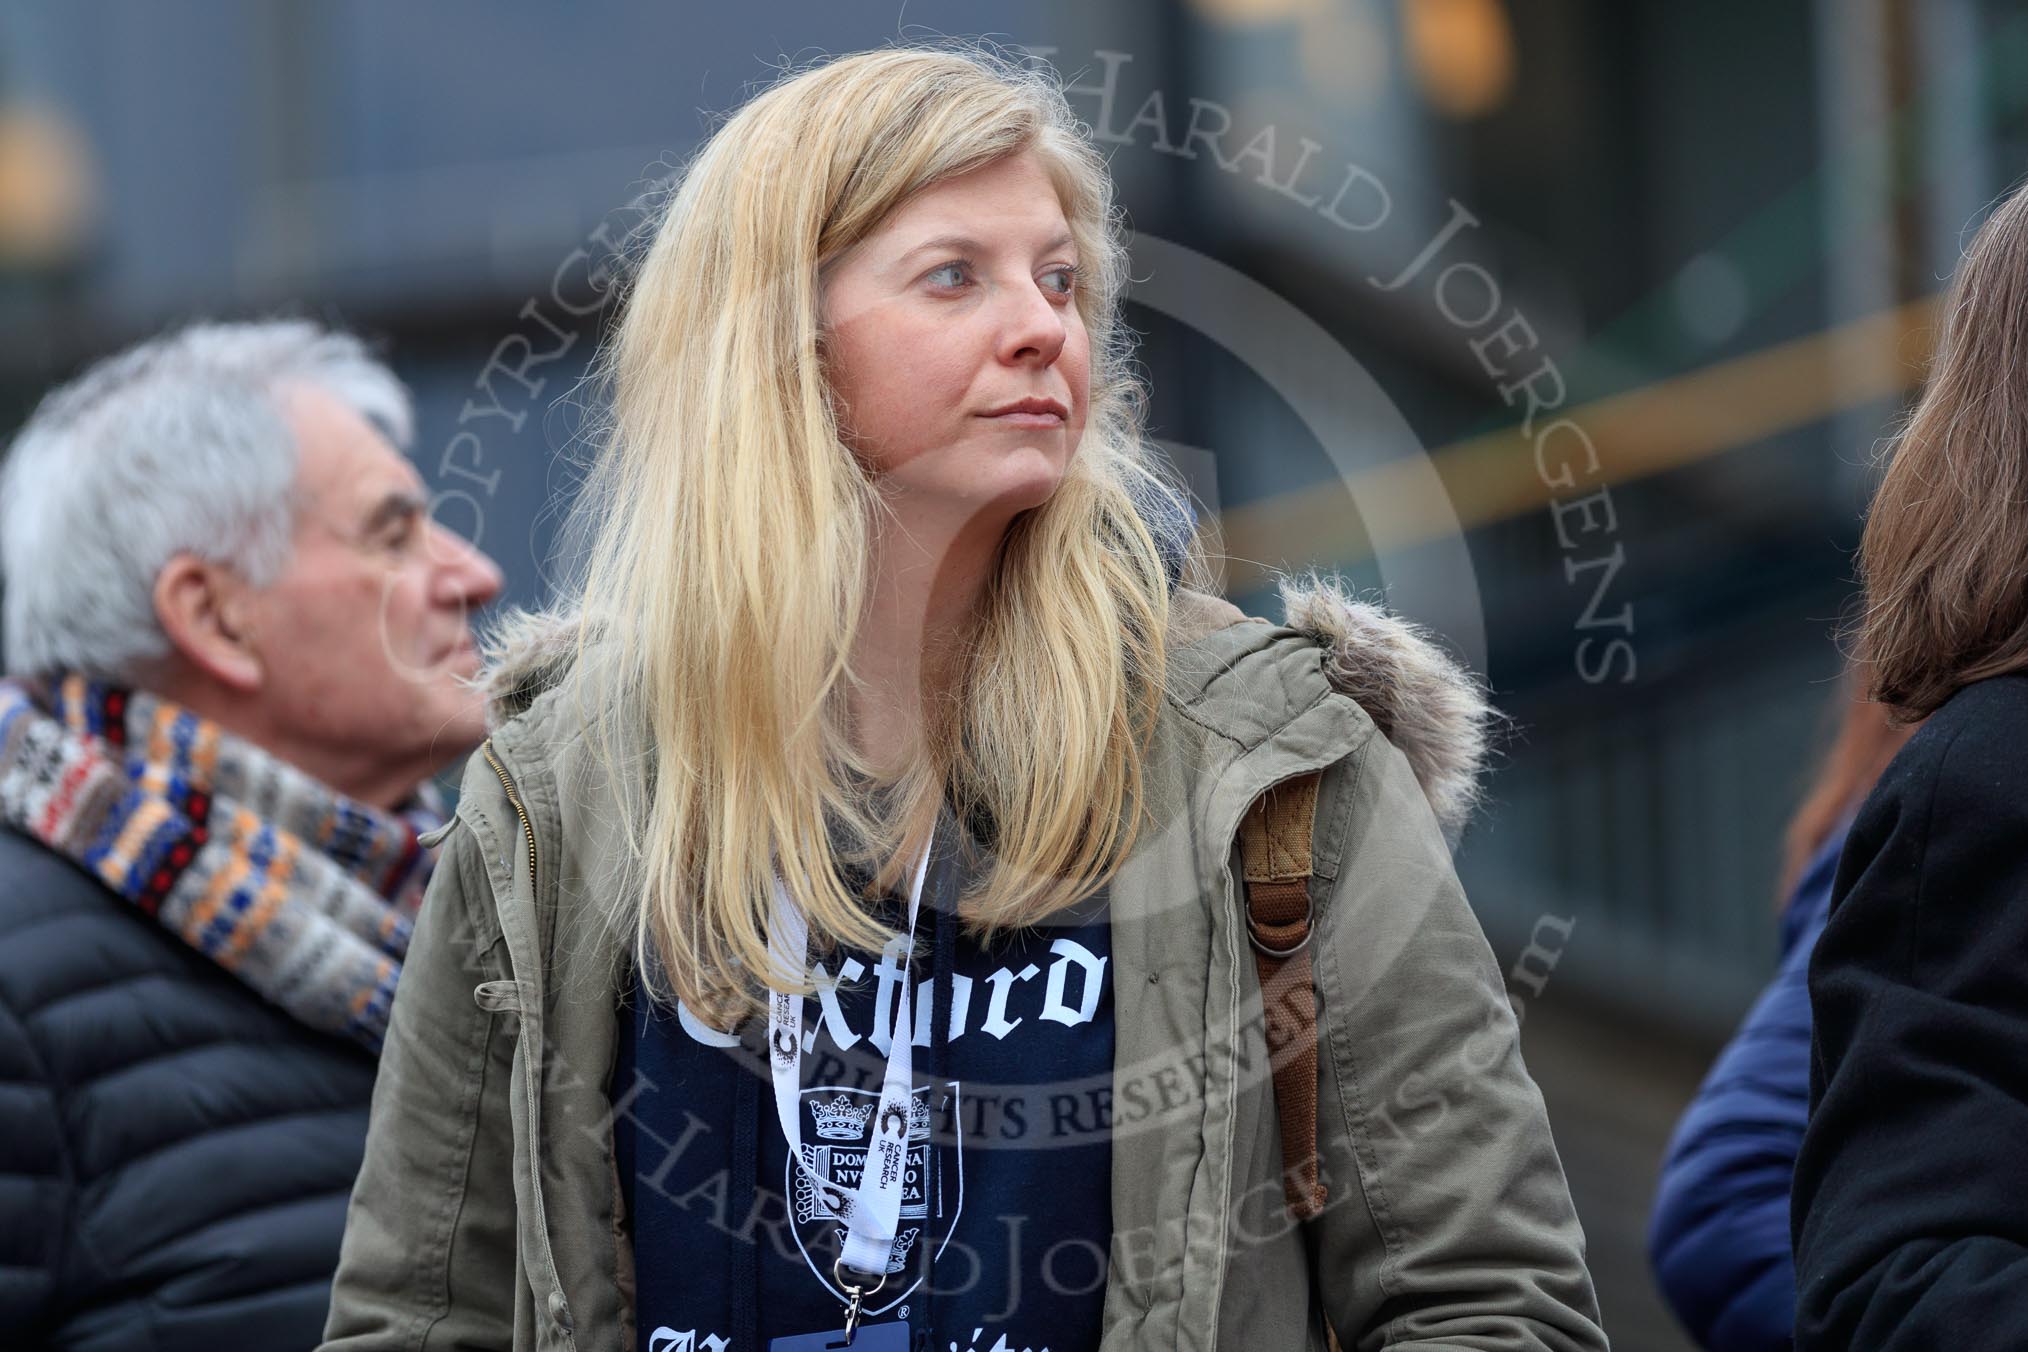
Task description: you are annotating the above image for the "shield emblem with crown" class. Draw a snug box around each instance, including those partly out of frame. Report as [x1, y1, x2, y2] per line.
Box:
[787, 1080, 963, 1313]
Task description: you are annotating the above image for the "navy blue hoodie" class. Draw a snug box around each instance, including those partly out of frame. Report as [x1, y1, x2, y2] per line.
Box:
[614, 811, 1115, 1352]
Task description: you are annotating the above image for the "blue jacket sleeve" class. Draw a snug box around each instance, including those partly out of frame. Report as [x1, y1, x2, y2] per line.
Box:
[1647, 828, 1843, 1351]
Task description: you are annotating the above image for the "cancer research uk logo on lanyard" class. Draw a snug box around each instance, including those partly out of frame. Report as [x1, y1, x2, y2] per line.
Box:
[767, 838, 933, 1350]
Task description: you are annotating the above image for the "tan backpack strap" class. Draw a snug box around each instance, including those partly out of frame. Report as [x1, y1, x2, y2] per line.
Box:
[1238, 770, 1328, 1220]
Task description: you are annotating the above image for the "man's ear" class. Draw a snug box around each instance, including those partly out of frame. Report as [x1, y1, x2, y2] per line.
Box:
[152, 553, 263, 692]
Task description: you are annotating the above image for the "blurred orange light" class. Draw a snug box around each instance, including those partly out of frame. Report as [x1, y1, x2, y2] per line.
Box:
[1404, 0, 1516, 118]
[0, 103, 96, 267]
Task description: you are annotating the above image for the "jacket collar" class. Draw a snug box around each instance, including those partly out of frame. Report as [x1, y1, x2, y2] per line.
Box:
[474, 580, 1492, 841]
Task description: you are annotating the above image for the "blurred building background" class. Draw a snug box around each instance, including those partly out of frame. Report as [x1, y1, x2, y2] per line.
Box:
[0, 2, 2013, 1346]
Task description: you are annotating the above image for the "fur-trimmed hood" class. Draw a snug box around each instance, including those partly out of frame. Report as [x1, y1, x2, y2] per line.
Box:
[474, 607, 588, 730]
[1276, 576, 1492, 837]
[472, 578, 1492, 838]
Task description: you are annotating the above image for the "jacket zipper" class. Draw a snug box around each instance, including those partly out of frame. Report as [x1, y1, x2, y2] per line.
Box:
[483, 740, 538, 884]
[477, 738, 576, 1343]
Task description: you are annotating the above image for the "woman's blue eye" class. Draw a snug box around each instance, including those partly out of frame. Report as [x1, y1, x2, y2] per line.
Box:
[927, 262, 969, 288]
[1042, 266, 1078, 296]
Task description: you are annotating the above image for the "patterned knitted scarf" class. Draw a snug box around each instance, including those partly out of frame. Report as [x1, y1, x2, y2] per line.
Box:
[0, 674, 444, 1052]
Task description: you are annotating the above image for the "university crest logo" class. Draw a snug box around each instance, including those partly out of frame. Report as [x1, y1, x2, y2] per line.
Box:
[788, 1081, 963, 1313]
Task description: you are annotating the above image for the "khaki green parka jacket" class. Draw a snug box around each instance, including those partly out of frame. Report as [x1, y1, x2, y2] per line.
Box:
[320, 585, 1607, 1352]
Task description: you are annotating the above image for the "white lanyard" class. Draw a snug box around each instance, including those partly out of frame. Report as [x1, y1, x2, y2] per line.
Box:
[767, 836, 933, 1286]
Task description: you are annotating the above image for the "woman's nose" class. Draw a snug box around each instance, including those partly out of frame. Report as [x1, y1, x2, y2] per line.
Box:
[997, 285, 1069, 367]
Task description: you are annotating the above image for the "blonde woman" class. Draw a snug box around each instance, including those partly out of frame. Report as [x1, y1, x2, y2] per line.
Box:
[321, 46, 1603, 1352]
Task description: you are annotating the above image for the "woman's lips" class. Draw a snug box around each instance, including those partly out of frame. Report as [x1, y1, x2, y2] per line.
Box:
[982, 410, 1067, 428]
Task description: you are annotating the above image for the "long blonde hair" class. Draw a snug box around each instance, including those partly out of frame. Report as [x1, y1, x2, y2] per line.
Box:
[553, 45, 1196, 1027]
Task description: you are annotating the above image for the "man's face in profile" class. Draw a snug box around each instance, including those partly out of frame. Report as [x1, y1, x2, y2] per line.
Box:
[239, 383, 504, 786]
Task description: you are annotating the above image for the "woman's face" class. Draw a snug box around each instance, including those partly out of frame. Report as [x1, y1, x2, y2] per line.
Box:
[821, 149, 1090, 543]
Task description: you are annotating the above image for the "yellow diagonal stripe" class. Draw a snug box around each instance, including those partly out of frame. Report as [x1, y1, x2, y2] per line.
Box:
[1217, 296, 1939, 591]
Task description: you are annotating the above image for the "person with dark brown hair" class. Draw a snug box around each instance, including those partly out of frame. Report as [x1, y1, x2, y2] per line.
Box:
[1793, 178, 2028, 1350]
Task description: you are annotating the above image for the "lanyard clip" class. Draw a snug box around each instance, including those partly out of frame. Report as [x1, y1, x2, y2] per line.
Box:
[833, 1257, 888, 1345]
[843, 1289, 864, 1345]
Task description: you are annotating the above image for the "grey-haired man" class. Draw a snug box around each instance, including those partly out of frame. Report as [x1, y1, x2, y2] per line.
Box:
[0, 320, 503, 1349]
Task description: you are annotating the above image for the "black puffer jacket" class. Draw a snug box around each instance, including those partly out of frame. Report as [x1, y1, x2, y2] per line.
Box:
[0, 826, 375, 1350]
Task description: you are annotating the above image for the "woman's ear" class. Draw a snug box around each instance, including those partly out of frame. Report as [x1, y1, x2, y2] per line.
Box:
[152, 552, 263, 692]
